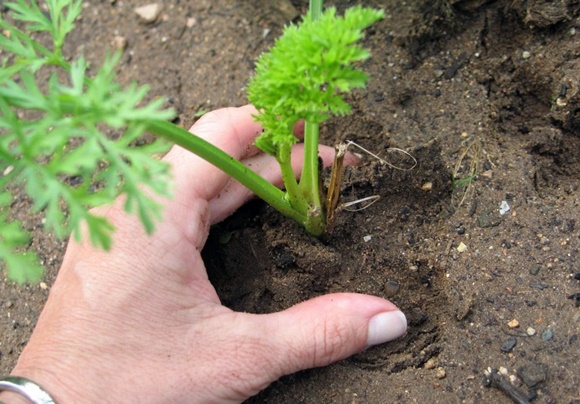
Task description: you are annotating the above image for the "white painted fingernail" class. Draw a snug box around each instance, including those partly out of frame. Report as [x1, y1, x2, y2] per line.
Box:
[366, 310, 407, 347]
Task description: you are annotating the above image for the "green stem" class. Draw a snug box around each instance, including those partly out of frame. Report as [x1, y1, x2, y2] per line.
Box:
[309, 0, 323, 21]
[145, 120, 309, 226]
[296, 0, 325, 235]
[299, 120, 322, 209]
[276, 144, 310, 219]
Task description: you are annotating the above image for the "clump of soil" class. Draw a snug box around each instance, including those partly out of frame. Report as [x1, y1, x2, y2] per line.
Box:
[1, 0, 579, 402]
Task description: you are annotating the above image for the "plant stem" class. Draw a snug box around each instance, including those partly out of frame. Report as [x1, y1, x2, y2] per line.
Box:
[145, 120, 309, 226]
[309, 0, 323, 21]
[297, 0, 325, 235]
[300, 121, 324, 232]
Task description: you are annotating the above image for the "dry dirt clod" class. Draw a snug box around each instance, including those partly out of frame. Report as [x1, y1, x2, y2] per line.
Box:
[134, 3, 162, 24]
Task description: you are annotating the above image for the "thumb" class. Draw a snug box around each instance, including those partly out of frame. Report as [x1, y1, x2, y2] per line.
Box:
[262, 293, 407, 375]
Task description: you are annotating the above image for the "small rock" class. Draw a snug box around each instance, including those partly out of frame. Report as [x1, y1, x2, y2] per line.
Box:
[499, 200, 510, 215]
[363, 235, 372, 243]
[424, 358, 438, 370]
[435, 367, 446, 379]
[112, 36, 127, 51]
[457, 242, 467, 252]
[526, 327, 536, 336]
[507, 319, 520, 328]
[501, 337, 517, 353]
[529, 266, 541, 275]
[434, 69, 445, 78]
[186, 17, 196, 28]
[522, 50, 531, 59]
[134, 3, 162, 24]
[270, 0, 299, 21]
[541, 328, 554, 341]
[517, 362, 547, 387]
[384, 280, 400, 297]
[421, 182, 433, 191]
[498, 366, 508, 375]
[39, 282, 48, 290]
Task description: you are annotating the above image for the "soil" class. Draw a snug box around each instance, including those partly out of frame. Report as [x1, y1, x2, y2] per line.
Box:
[1, 0, 579, 402]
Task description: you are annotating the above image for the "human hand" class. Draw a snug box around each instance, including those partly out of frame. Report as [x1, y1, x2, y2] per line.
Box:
[3, 106, 407, 403]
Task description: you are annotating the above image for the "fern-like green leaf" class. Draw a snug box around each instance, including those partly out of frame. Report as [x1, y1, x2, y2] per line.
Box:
[247, 6, 384, 160]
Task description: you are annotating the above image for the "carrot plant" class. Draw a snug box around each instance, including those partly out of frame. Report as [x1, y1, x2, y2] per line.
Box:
[0, 0, 383, 282]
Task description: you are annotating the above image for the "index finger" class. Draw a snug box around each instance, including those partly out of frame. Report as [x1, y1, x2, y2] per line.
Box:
[163, 105, 263, 203]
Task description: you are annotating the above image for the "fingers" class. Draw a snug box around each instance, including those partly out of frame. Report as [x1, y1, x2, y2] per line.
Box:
[163, 105, 263, 202]
[206, 294, 406, 398]
[261, 294, 406, 373]
[162, 105, 360, 224]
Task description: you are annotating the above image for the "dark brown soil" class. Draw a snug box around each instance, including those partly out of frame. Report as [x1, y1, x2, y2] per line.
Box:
[2, 0, 579, 402]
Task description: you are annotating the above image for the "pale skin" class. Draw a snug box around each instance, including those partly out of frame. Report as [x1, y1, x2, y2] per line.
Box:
[1, 106, 407, 403]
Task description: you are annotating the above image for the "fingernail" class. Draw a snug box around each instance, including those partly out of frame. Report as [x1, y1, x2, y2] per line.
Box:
[366, 310, 407, 347]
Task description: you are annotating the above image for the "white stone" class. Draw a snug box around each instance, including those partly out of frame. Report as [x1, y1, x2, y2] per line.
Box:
[135, 3, 162, 24]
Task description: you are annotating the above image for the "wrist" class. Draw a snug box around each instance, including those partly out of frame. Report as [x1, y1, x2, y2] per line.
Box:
[0, 389, 31, 404]
[4, 361, 82, 404]
[0, 376, 55, 404]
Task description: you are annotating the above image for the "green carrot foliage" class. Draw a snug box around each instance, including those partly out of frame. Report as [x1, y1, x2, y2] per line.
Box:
[248, 6, 383, 159]
[1, 0, 173, 282]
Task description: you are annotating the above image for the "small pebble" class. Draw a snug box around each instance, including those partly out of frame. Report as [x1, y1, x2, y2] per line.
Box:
[39, 282, 48, 290]
[134, 3, 162, 24]
[112, 36, 128, 51]
[434, 69, 445, 78]
[507, 319, 520, 328]
[384, 280, 400, 296]
[522, 50, 531, 59]
[541, 328, 554, 341]
[527, 327, 536, 336]
[501, 337, 517, 353]
[435, 367, 446, 379]
[457, 242, 467, 252]
[499, 200, 510, 215]
[186, 17, 197, 28]
[421, 182, 433, 191]
[529, 266, 541, 275]
[424, 358, 438, 370]
[499, 366, 508, 375]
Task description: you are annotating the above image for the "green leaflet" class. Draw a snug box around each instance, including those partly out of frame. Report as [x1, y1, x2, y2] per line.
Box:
[247, 6, 384, 160]
[0, 0, 174, 282]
